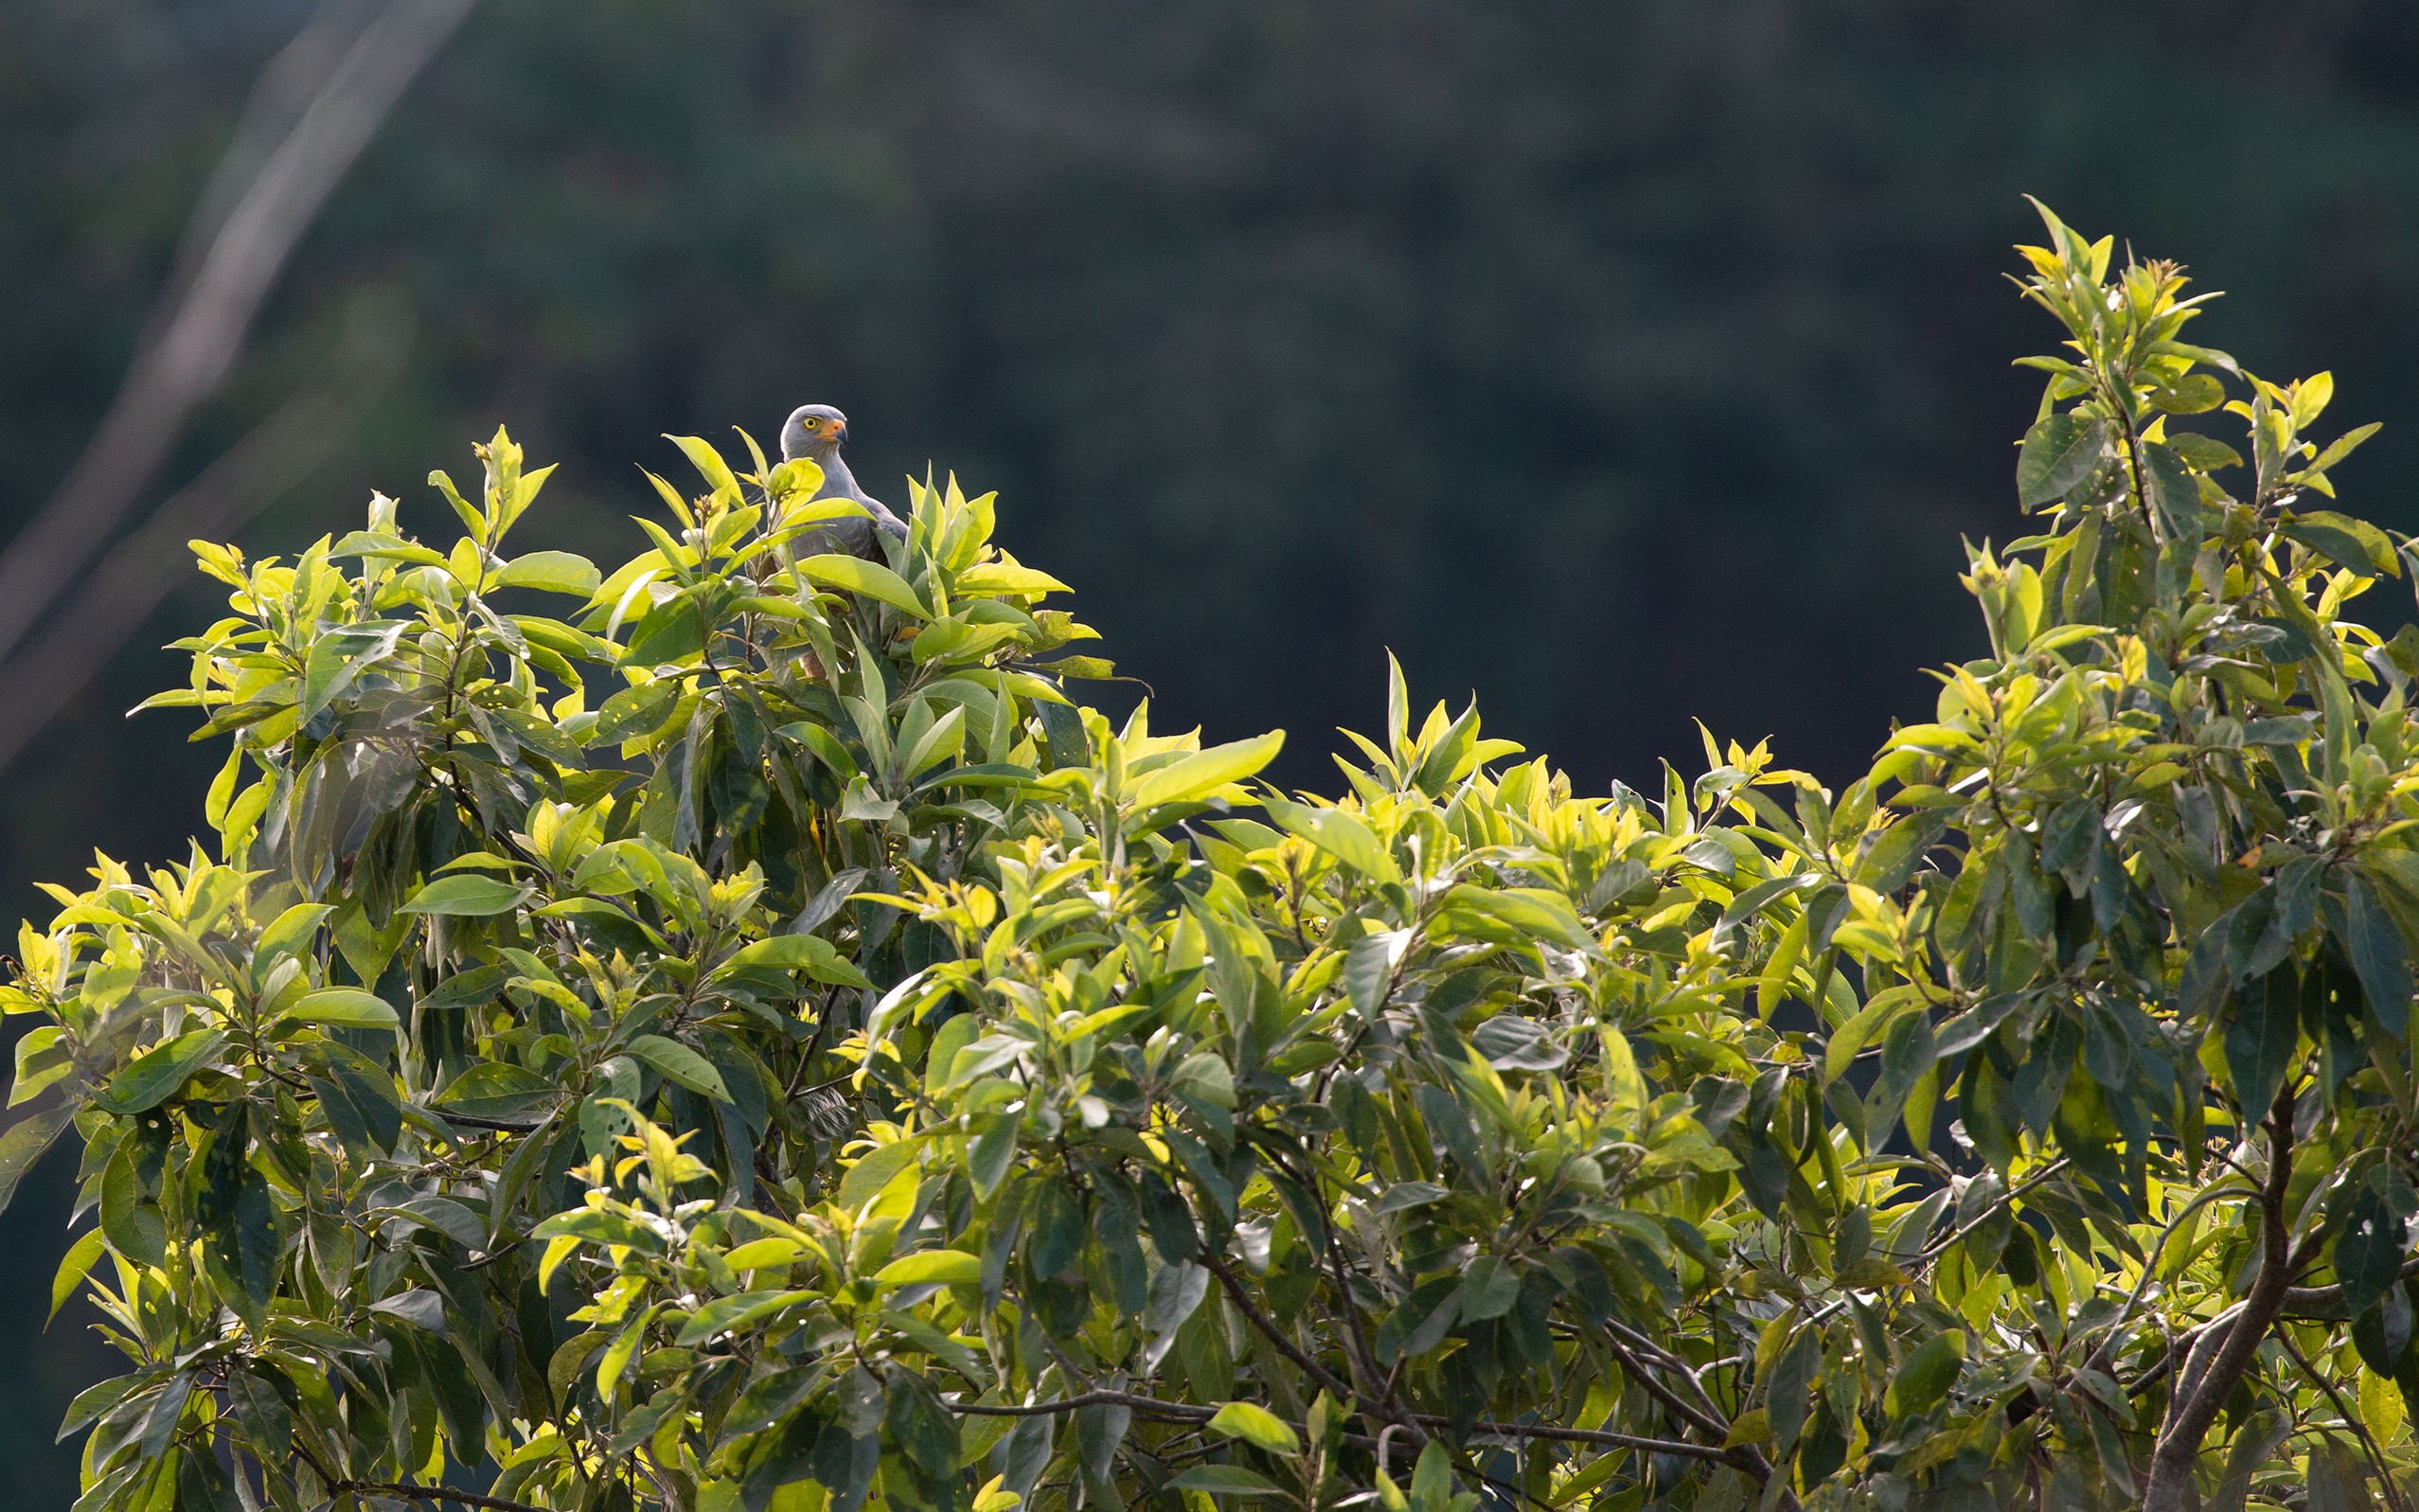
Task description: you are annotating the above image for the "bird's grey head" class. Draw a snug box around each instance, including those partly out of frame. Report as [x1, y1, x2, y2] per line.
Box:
[780, 403, 848, 462]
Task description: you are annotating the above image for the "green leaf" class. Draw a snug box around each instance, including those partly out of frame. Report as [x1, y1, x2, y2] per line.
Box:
[399, 874, 534, 916]
[624, 1035, 731, 1101]
[884, 1366, 962, 1477]
[1769, 1325, 1823, 1448]
[2346, 873, 2413, 1040]
[0, 1105, 73, 1221]
[50, 1225, 104, 1324]
[2337, 1183, 2407, 1320]
[955, 561, 1071, 596]
[1858, 812, 1946, 892]
[2152, 372, 2225, 414]
[249, 902, 332, 979]
[667, 434, 744, 506]
[494, 550, 601, 596]
[1372, 1182, 1450, 1214]
[276, 988, 400, 1030]
[298, 620, 407, 723]
[2300, 421, 2383, 482]
[596, 1306, 657, 1397]
[2015, 415, 2106, 506]
[722, 932, 878, 988]
[1168, 1052, 1236, 1109]
[798, 554, 932, 618]
[838, 1137, 924, 1209]
[1126, 732, 1286, 809]
[2143, 441, 2207, 539]
[329, 530, 446, 566]
[969, 1118, 1017, 1197]
[675, 1289, 812, 1345]
[874, 1250, 983, 1287]
[1884, 1329, 1965, 1418]
[724, 1236, 812, 1272]
[1207, 1401, 1300, 1454]
[201, 1105, 276, 1324]
[431, 1061, 556, 1118]
[717, 1363, 827, 1443]
[2166, 432, 2244, 472]
[1263, 795, 1400, 884]
[223, 1366, 292, 1464]
[1458, 1255, 1521, 1322]
[1165, 1467, 1289, 1497]
[1823, 996, 1902, 1085]
[2211, 1412, 2291, 1512]
[1343, 928, 1409, 1019]
[592, 679, 685, 745]
[10, 1025, 75, 1108]
[1440, 884, 1594, 953]
[2223, 967, 2301, 1120]
[2285, 509, 2399, 577]
[2306, 1438, 2369, 1512]
[92, 1030, 225, 1116]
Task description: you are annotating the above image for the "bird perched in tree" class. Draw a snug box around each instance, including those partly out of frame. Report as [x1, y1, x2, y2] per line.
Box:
[778, 404, 907, 558]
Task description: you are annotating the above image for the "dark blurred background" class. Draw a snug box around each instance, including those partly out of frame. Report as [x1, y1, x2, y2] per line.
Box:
[6, 0, 2419, 1495]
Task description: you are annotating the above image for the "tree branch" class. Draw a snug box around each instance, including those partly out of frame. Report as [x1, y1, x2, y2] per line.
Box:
[2279, 1254, 2419, 1319]
[2143, 1081, 2299, 1512]
[1199, 1250, 1359, 1405]
[2275, 1327, 2411, 1512]
[1420, 1414, 1733, 1461]
[948, 1390, 1214, 1421]
[1596, 1329, 1729, 1442]
[338, 1483, 550, 1512]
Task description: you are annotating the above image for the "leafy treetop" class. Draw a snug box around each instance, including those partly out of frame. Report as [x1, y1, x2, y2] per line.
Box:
[9, 204, 2419, 1512]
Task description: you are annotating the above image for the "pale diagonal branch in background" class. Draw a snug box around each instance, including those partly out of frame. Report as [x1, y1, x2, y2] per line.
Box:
[0, 0, 472, 674]
[0, 296, 411, 778]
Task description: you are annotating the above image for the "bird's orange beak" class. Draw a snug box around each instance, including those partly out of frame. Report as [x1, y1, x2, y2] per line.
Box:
[830, 420, 848, 445]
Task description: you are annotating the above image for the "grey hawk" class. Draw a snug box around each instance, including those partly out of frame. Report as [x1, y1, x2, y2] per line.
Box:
[778, 403, 908, 558]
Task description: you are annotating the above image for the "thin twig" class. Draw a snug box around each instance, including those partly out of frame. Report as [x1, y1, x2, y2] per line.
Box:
[2086, 1182, 2247, 1377]
[1595, 1330, 1729, 1442]
[1199, 1250, 1358, 1405]
[948, 1390, 1213, 1422]
[338, 1483, 548, 1512]
[2274, 1329, 2412, 1512]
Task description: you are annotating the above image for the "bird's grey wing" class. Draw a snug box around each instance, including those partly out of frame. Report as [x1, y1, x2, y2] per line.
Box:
[792, 515, 873, 559]
[818, 454, 908, 546]
[861, 493, 909, 543]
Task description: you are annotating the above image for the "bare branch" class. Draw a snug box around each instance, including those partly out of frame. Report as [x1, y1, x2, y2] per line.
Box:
[2144, 1082, 2301, 1512]
[947, 1390, 1213, 1422]
[0, 294, 407, 775]
[0, 0, 469, 669]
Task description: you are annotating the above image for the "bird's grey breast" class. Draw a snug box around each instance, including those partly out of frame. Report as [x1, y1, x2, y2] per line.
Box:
[808, 452, 907, 548]
[777, 403, 907, 555]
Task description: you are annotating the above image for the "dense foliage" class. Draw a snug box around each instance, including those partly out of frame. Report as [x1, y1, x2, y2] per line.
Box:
[16, 208, 2419, 1512]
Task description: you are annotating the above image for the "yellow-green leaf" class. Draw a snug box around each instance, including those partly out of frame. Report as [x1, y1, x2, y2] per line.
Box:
[1126, 731, 1286, 809]
[799, 555, 931, 619]
[277, 988, 400, 1030]
[724, 1237, 813, 1272]
[838, 1137, 925, 1210]
[955, 562, 1070, 597]
[2364, 1367, 2407, 1445]
[874, 1250, 983, 1288]
[1207, 1401, 1299, 1454]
